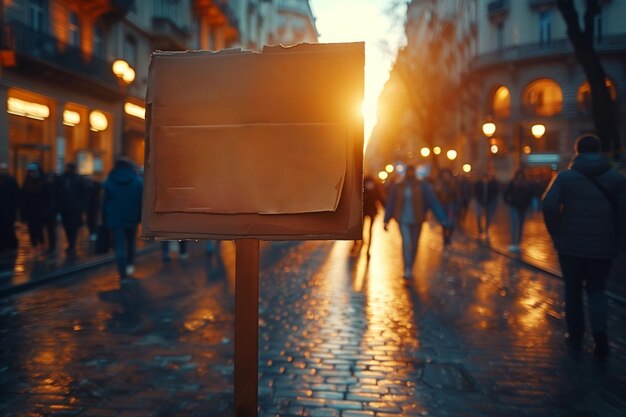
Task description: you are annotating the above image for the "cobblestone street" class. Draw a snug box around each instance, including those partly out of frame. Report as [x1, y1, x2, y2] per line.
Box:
[1, 218, 625, 417]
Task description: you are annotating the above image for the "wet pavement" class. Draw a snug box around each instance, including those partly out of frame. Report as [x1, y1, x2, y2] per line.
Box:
[461, 199, 626, 300]
[0, 224, 154, 294]
[1, 217, 625, 417]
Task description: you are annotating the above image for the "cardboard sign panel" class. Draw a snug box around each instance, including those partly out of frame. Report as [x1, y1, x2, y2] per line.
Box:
[142, 42, 364, 240]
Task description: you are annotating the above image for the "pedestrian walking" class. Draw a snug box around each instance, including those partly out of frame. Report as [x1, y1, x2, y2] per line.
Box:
[43, 172, 60, 256]
[0, 163, 19, 255]
[103, 158, 143, 280]
[457, 174, 472, 228]
[434, 169, 460, 246]
[20, 162, 53, 259]
[162, 240, 188, 262]
[542, 134, 626, 360]
[473, 171, 499, 239]
[58, 162, 87, 258]
[85, 176, 102, 241]
[503, 169, 533, 252]
[383, 165, 448, 278]
[352, 175, 385, 257]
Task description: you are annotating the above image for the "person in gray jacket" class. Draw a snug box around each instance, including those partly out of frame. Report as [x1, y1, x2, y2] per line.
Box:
[542, 135, 626, 360]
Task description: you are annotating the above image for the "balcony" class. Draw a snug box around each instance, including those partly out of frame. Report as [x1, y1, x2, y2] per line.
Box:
[151, 17, 189, 50]
[1, 20, 121, 98]
[472, 34, 626, 69]
[488, 0, 509, 22]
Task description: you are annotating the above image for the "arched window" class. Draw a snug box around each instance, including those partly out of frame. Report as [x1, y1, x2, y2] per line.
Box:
[577, 78, 617, 114]
[491, 86, 511, 118]
[523, 79, 563, 116]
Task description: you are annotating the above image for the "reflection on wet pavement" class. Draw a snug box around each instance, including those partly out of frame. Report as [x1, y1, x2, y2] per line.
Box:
[0, 214, 625, 416]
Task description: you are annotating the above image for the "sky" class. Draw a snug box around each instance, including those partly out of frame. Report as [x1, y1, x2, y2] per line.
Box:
[309, 0, 405, 150]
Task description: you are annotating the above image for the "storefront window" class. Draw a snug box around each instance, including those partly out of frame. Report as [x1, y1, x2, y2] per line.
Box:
[523, 79, 563, 116]
[491, 86, 511, 119]
[577, 78, 617, 114]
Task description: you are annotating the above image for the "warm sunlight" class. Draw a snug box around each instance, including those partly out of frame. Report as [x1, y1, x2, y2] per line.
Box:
[311, 0, 405, 153]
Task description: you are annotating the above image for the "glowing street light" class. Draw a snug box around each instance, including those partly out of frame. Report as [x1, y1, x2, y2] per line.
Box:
[112, 59, 135, 85]
[378, 171, 388, 181]
[531, 123, 546, 139]
[462, 163, 472, 173]
[420, 147, 431, 157]
[490, 144, 499, 154]
[446, 150, 457, 160]
[385, 164, 394, 173]
[482, 122, 496, 138]
[433, 146, 441, 155]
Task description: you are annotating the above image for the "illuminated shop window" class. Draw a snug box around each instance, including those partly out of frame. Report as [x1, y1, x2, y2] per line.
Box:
[577, 78, 617, 114]
[491, 86, 510, 118]
[523, 79, 563, 117]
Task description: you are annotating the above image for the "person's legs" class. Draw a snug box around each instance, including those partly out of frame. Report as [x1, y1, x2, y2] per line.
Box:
[509, 207, 520, 246]
[113, 228, 127, 278]
[584, 257, 612, 358]
[558, 254, 585, 346]
[162, 241, 171, 261]
[400, 224, 413, 276]
[476, 204, 484, 235]
[125, 227, 136, 267]
[366, 215, 374, 255]
[485, 201, 497, 236]
[62, 211, 80, 254]
[408, 224, 422, 270]
[45, 216, 57, 252]
[518, 209, 527, 244]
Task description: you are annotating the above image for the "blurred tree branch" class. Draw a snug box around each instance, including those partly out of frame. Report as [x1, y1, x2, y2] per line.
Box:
[557, 0, 620, 157]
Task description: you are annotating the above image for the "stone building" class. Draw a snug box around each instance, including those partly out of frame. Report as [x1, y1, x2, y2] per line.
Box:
[0, 0, 317, 182]
[369, 0, 626, 179]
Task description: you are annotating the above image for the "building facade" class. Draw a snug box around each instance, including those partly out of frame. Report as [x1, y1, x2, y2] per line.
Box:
[369, 0, 626, 179]
[0, 0, 317, 183]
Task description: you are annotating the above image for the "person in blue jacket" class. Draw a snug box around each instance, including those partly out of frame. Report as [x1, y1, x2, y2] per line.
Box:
[103, 158, 143, 280]
[543, 134, 626, 360]
[383, 165, 449, 279]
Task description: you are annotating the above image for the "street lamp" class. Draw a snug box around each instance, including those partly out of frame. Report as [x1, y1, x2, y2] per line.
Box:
[433, 146, 442, 155]
[378, 171, 388, 181]
[420, 147, 431, 157]
[482, 122, 496, 138]
[385, 164, 394, 173]
[531, 123, 546, 139]
[462, 163, 472, 173]
[446, 150, 457, 161]
[112, 59, 135, 85]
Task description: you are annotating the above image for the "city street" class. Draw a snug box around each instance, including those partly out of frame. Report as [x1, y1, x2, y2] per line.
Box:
[1, 218, 625, 417]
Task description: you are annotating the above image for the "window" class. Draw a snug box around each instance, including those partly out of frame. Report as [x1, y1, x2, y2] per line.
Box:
[523, 79, 563, 116]
[93, 24, 105, 58]
[28, 0, 47, 32]
[539, 11, 551, 45]
[497, 23, 504, 50]
[577, 78, 617, 114]
[124, 35, 137, 68]
[68, 11, 81, 47]
[595, 6, 603, 44]
[491, 86, 511, 118]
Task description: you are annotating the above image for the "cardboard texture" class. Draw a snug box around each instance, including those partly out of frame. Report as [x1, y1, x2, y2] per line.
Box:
[142, 42, 364, 240]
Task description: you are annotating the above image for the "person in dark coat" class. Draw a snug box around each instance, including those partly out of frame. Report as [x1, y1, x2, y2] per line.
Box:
[457, 175, 472, 228]
[0, 163, 19, 254]
[503, 169, 533, 252]
[352, 175, 385, 257]
[473, 171, 499, 239]
[103, 158, 143, 280]
[43, 172, 60, 256]
[58, 162, 86, 257]
[434, 169, 460, 246]
[543, 135, 626, 360]
[20, 162, 52, 259]
[85, 176, 102, 241]
[383, 165, 449, 279]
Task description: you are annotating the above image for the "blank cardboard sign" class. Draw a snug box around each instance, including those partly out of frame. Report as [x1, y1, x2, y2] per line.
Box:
[142, 43, 364, 240]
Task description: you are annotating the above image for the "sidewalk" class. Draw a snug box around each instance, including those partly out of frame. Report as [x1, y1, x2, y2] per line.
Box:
[461, 199, 626, 302]
[0, 222, 155, 295]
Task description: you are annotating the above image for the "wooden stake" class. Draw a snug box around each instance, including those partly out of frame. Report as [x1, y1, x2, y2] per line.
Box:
[235, 239, 259, 417]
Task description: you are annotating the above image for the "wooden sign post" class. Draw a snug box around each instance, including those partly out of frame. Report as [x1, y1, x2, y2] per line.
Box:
[234, 239, 259, 417]
[142, 43, 364, 417]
